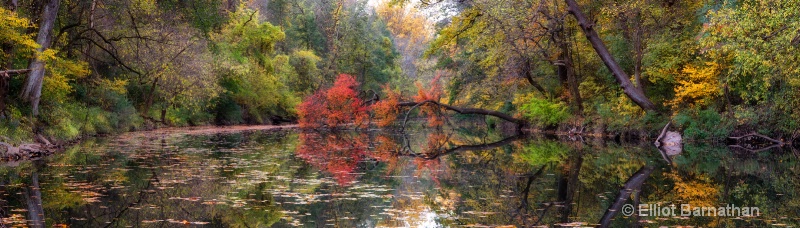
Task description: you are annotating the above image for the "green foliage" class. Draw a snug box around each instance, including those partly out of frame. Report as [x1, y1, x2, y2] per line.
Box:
[0, 108, 32, 144]
[284, 6, 327, 54]
[703, 0, 800, 103]
[283, 50, 322, 95]
[211, 6, 299, 124]
[519, 140, 569, 166]
[520, 98, 570, 127]
[164, 105, 215, 126]
[334, 3, 403, 91]
[40, 103, 134, 140]
[674, 108, 732, 140]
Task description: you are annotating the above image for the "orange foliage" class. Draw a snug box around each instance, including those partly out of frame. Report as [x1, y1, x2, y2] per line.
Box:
[297, 74, 369, 128]
[412, 74, 444, 127]
[372, 135, 401, 174]
[371, 85, 402, 127]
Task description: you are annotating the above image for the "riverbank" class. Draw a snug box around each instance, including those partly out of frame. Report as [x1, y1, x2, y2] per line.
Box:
[0, 123, 298, 163]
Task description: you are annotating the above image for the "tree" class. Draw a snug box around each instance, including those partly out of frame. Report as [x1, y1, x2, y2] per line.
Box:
[565, 0, 657, 111]
[375, 2, 434, 78]
[0, 6, 39, 117]
[211, 5, 298, 124]
[297, 74, 369, 128]
[20, 0, 61, 116]
[298, 75, 527, 131]
[702, 0, 800, 115]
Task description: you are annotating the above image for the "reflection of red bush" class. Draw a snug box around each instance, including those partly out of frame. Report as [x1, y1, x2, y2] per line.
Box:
[298, 74, 369, 128]
[296, 132, 368, 185]
[296, 130, 453, 186]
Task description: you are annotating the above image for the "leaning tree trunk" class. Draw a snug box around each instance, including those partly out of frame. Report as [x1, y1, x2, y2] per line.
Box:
[398, 100, 528, 127]
[20, 0, 61, 116]
[565, 0, 657, 111]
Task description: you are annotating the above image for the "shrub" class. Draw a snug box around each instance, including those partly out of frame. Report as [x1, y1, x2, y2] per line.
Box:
[674, 108, 732, 140]
[297, 74, 369, 128]
[520, 97, 570, 127]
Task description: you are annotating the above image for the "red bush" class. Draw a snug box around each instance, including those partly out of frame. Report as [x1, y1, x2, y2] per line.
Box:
[297, 74, 369, 128]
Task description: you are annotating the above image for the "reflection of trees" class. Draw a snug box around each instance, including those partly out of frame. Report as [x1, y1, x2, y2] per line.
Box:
[3, 129, 800, 227]
[598, 166, 654, 228]
[24, 162, 45, 228]
[0, 133, 291, 227]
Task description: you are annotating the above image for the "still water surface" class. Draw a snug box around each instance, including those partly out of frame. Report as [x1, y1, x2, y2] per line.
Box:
[1, 125, 797, 227]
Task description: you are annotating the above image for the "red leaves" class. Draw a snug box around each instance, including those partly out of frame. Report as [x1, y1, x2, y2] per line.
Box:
[297, 91, 327, 128]
[413, 74, 444, 127]
[371, 85, 401, 127]
[298, 74, 368, 128]
[298, 73, 445, 128]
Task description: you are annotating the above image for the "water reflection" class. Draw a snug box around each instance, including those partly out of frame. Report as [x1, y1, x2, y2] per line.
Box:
[0, 126, 797, 227]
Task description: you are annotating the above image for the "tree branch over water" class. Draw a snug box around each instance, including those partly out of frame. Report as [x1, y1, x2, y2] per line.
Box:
[398, 100, 527, 127]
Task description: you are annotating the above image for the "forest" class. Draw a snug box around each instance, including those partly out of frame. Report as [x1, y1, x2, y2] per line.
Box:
[2, 0, 800, 227]
[1, 0, 799, 143]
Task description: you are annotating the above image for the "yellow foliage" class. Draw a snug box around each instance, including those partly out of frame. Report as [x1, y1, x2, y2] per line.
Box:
[42, 49, 91, 103]
[666, 172, 719, 207]
[98, 78, 129, 94]
[375, 3, 433, 47]
[0, 7, 40, 60]
[612, 93, 645, 118]
[670, 62, 722, 108]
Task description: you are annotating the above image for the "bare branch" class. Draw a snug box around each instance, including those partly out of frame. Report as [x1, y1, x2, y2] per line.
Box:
[0, 69, 31, 77]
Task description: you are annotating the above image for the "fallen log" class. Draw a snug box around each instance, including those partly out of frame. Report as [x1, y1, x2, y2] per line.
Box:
[398, 100, 527, 129]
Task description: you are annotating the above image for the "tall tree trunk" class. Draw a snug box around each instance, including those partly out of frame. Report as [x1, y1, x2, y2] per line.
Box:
[565, 0, 657, 111]
[142, 77, 160, 116]
[160, 106, 168, 125]
[0, 74, 7, 117]
[20, 0, 61, 116]
[561, 42, 584, 114]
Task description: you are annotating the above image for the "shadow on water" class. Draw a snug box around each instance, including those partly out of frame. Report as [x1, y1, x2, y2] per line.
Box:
[0, 124, 798, 227]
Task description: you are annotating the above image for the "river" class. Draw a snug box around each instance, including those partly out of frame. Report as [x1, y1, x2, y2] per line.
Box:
[0, 124, 796, 227]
